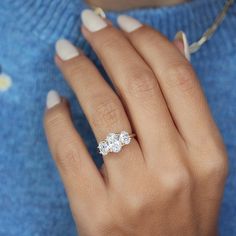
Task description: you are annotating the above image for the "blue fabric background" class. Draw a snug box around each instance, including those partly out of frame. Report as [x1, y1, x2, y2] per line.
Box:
[0, 0, 235, 235]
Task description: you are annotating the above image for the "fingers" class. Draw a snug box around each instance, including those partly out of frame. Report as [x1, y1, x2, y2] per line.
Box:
[117, 15, 220, 146]
[44, 91, 106, 217]
[80, 10, 179, 157]
[55, 39, 143, 178]
[116, 16, 228, 231]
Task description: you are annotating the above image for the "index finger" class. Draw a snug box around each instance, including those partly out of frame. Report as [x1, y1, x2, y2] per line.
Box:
[117, 15, 221, 146]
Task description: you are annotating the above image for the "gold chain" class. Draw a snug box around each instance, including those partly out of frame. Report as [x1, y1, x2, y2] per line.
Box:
[93, 0, 234, 54]
[189, 0, 234, 53]
[93, 7, 106, 18]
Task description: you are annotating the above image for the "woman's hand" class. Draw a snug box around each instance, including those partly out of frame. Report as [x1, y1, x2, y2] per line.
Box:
[44, 10, 228, 236]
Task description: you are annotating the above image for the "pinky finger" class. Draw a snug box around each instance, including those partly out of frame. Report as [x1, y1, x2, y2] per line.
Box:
[44, 90, 106, 218]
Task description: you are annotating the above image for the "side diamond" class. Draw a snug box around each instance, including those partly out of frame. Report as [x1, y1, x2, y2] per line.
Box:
[119, 131, 131, 145]
[98, 141, 110, 156]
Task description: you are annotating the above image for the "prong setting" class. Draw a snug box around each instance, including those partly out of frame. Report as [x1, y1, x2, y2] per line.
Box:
[98, 131, 134, 156]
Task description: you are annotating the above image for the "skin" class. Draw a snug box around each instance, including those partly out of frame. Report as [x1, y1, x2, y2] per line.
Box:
[44, 11, 228, 236]
[86, 0, 187, 10]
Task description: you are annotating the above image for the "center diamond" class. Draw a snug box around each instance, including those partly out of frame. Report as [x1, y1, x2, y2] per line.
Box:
[106, 133, 122, 153]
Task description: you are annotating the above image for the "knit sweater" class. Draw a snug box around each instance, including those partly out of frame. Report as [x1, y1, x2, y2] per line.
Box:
[0, 0, 235, 235]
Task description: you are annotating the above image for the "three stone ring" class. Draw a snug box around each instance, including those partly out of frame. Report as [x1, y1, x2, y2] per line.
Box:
[98, 131, 135, 156]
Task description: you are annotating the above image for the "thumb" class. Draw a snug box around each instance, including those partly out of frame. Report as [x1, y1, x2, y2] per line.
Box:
[173, 31, 191, 61]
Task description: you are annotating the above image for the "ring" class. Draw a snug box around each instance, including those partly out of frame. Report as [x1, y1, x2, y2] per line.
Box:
[98, 131, 135, 156]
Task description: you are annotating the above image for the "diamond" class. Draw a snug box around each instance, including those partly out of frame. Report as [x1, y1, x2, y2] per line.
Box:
[106, 133, 122, 153]
[98, 141, 110, 156]
[119, 131, 131, 145]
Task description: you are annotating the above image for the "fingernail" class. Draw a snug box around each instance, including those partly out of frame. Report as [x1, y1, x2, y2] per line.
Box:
[47, 90, 61, 109]
[117, 15, 142, 33]
[56, 39, 79, 61]
[174, 31, 190, 61]
[81, 9, 108, 32]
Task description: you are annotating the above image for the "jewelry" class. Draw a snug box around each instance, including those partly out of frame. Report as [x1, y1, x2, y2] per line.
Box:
[93, 0, 234, 54]
[98, 131, 135, 156]
[189, 0, 234, 53]
[93, 7, 106, 19]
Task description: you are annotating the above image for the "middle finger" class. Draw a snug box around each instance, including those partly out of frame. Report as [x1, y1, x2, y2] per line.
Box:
[81, 10, 180, 158]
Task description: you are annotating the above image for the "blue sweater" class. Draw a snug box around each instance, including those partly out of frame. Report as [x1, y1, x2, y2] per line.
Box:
[0, 0, 235, 235]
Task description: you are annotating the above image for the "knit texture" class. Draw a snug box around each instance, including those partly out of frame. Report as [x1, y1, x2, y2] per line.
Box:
[0, 0, 235, 235]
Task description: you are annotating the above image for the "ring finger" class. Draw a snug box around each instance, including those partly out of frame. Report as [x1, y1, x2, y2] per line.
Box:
[55, 39, 143, 181]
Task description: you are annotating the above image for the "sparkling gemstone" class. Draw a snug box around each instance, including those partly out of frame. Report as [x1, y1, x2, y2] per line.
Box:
[98, 141, 110, 156]
[106, 133, 122, 153]
[119, 131, 131, 145]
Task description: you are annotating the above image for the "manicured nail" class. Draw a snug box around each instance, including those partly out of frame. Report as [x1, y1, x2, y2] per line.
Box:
[47, 90, 61, 109]
[56, 39, 79, 61]
[174, 31, 190, 61]
[81, 9, 108, 32]
[117, 15, 142, 33]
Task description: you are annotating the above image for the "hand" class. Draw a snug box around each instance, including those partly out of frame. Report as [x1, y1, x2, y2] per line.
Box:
[44, 10, 228, 236]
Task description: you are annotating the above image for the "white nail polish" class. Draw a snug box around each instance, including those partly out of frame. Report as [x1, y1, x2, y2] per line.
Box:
[47, 90, 61, 109]
[56, 39, 79, 61]
[175, 31, 191, 61]
[81, 9, 108, 32]
[117, 15, 142, 33]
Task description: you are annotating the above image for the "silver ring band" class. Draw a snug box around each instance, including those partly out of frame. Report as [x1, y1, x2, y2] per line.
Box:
[98, 131, 135, 156]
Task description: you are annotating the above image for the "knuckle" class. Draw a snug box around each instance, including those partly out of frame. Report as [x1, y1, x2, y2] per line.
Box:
[201, 137, 229, 182]
[91, 211, 117, 235]
[64, 56, 88, 80]
[44, 106, 82, 174]
[123, 185, 157, 215]
[125, 69, 158, 98]
[127, 195, 148, 214]
[203, 157, 228, 183]
[161, 169, 192, 195]
[166, 63, 196, 93]
[55, 139, 81, 172]
[91, 98, 123, 128]
[139, 28, 160, 46]
[99, 32, 123, 52]
[45, 109, 66, 130]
